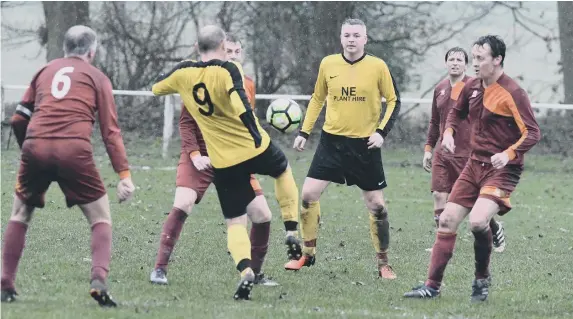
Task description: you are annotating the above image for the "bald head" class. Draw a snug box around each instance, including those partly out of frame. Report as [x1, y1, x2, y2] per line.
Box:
[197, 25, 226, 54]
[63, 25, 97, 58]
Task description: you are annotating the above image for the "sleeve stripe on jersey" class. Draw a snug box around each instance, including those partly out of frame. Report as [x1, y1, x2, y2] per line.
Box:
[221, 62, 252, 111]
[228, 87, 236, 95]
[221, 61, 262, 148]
[15, 103, 33, 119]
[378, 73, 401, 137]
[506, 99, 529, 153]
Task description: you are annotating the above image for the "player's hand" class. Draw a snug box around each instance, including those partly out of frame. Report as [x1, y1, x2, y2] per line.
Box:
[367, 132, 384, 149]
[491, 152, 510, 169]
[422, 151, 433, 172]
[117, 177, 135, 203]
[293, 136, 307, 152]
[441, 133, 455, 154]
[191, 155, 212, 171]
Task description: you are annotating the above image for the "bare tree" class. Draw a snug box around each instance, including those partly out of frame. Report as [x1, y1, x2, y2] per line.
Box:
[558, 1, 573, 105]
[42, 1, 90, 61]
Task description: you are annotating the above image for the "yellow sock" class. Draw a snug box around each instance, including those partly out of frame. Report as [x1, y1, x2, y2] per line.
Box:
[369, 214, 381, 253]
[227, 224, 251, 271]
[274, 167, 299, 234]
[301, 201, 320, 256]
[369, 213, 389, 255]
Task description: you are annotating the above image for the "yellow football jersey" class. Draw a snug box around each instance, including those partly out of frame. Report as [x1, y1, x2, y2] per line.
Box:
[152, 60, 270, 168]
[301, 53, 401, 138]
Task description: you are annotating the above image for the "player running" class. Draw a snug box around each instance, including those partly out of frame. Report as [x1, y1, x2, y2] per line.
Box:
[150, 33, 279, 287]
[405, 35, 540, 301]
[152, 25, 300, 300]
[287, 18, 401, 279]
[1, 26, 135, 307]
[423, 47, 506, 253]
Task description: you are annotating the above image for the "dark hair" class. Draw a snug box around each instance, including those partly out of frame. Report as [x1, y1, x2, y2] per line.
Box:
[473, 35, 506, 66]
[225, 32, 242, 46]
[444, 47, 468, 64]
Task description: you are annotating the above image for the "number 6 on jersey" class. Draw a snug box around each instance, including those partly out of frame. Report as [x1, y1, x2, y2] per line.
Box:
[51, 67, 74, 99]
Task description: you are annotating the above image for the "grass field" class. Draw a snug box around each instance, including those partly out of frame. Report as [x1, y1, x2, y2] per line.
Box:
[1, 138, 573, 319]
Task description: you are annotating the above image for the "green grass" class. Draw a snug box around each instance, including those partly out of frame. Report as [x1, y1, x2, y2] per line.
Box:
[2, 138, 573, 319]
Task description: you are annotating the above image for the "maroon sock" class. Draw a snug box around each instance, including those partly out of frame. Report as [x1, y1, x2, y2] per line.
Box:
[473, 228, 493, 279]
[425, 232, 456, 289]
[1, 221, 28, 290]
[90, 222, 112, 282]
[250, 221, 270, 274]
[154, 208, 188, 271]
[434, 209, 444, 227]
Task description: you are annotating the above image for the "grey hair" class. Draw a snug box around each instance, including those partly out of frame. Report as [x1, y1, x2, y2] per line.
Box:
[63, 25, 97, 57]
[197, 25, 226, 53]
[342, 18, 366, 28]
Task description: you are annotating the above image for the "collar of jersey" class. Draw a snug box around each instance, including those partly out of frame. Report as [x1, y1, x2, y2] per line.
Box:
[341, 52, 366, 65]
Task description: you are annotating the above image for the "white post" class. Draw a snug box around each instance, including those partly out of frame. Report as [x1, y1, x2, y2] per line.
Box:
[162, 95, 175, 158]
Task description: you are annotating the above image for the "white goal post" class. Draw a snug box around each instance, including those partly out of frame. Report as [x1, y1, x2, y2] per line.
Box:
[2, 84, 573, 158]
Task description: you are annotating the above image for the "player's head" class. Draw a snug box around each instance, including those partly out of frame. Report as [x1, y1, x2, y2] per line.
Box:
[472, 35, 506, 79]
[444, 47, 468, 77]
[197, 25, 227, 60]
[225, 33, 244, 64]
[340, 18, 367, 56]
[63, 25, 97, 63]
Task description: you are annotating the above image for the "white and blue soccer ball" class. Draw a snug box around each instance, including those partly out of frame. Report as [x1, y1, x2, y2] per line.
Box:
[266, 98, 303, 133]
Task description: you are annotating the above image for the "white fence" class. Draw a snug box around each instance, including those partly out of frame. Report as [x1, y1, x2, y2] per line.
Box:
[2, 84, 573, 158]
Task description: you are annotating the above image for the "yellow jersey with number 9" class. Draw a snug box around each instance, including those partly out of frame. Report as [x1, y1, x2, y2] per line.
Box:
[152, 60, 270, 168]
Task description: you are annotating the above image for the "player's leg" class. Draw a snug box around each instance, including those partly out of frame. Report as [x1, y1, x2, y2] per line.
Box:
[78, 195, 116, 307]
[55, 140, 118, 307]
[151, 187, 198, 284]
[466, 197, 499, 302]
[151, 153, 212, 284]
[403, 202, 470, 299]
[404, 161, 479, 299]
[432, 192, 449, 225]
[273, 165, 300, 237]
[214, 167, 257, 300]
[467, 163, 521, 302]
[285, 133, 344, 270]
[430, 152, 451, 227]
[1, 196, 36, 303]
[247, 141, 301, 260]
[244, 186, 278, 286]
[284, 177, 330, 270]
[1, 141, 49, 303]
[344, 138, 395, 278]
[362, 190, 396, 279]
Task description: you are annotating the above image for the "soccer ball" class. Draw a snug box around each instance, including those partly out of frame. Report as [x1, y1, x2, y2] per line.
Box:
[266, 98, 303, 133]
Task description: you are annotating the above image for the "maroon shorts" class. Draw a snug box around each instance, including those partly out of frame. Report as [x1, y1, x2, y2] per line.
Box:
[448, 159, 523, 215]
[176, 152, 263, 204]
[431, 152, 468, 193]
[15, 139, 107, 208]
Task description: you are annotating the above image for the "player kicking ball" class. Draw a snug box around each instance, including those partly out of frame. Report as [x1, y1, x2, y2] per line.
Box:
[405, 35, 540, 301]
[152, 25, 300, 300]
[1, 26, 135, 307]
[286, 18, 401, 279]
[150, 33, 281, 287]
[422, 47, 506, 253]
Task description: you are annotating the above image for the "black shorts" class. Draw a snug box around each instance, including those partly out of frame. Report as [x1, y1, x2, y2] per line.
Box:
[307, 130, 387, 191]
[213, 141, 288, 219]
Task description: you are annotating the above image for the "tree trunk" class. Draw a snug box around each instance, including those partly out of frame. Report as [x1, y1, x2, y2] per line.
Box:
[558, 1, 573, 104]
[43, 1, 90, 62]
